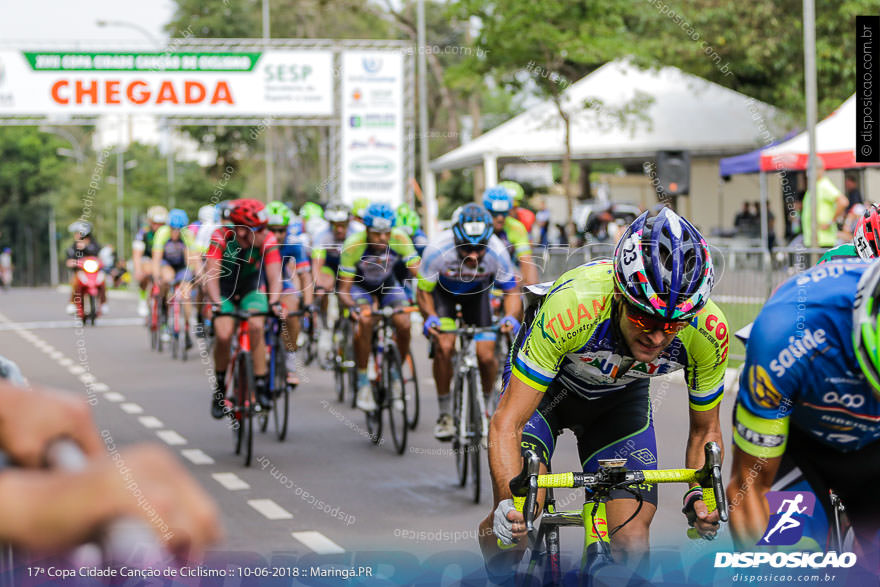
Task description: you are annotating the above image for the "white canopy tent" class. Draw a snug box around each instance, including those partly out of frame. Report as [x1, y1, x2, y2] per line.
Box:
[424, 60, 783, 233]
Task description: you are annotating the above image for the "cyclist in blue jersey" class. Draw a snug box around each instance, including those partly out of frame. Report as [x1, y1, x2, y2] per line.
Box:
[417, 204, 522, 440]
[729, 260, 880, 558]
[265, 202, 313, 388]
[482, 186, 538, 286]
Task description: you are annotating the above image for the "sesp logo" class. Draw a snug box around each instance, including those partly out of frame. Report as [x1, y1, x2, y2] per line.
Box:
[748, 365, 782, 409]
[362, 57, 383, 74]
[630, 448, 656, 466]
[759, 491, 816, 546]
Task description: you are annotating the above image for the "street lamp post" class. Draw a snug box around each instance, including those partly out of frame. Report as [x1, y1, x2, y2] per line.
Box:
[263, 0, 274, 203]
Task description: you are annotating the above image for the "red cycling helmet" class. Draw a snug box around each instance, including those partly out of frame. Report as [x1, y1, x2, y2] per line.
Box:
[229, 198, 269, 229]
[853, 204, 880, 260]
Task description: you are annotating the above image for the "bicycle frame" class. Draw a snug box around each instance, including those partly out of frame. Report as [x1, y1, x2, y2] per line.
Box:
[505, 442, 727, 585]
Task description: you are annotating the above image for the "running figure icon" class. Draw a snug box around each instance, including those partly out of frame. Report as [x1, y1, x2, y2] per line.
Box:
[759, 491, 816, 546]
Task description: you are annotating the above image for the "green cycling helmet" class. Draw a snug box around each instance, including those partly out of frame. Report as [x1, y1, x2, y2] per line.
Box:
[299, 201, 324, 222]
[266, 201, 291, 227]
[399, 209, 421, 236]
[352, 197, 371, 219]
[853, 261, 880, 399]
[499, 180, 525, 204]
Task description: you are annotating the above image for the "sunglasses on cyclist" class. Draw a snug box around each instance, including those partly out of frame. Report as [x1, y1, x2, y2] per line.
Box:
[459, 243, 487, 255]
[624, 306, 689, 335]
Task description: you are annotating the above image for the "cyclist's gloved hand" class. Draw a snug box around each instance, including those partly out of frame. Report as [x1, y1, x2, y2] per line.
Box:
[682, 487, 717, 540]
[499, 315, 521, 336]
[423, 315, 441, 337]
[270, 301, 285, 318]
[493, 499, 518, 546]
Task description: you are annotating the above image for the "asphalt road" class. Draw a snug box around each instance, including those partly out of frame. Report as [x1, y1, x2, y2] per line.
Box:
[0, 286, 741, 579]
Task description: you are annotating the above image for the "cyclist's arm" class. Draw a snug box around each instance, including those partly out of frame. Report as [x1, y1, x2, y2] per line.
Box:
[311, 251, 326, 284]
[728, 444, 781, 550]
[501, 285, 522, 320]
[299, 263, 314, 306]
[151, 229, 168, 282]
[264, 261, 282, 306]
[416, 286, 435, 320]
[337, 274, 356, 309]
[203, 256, 221, 305]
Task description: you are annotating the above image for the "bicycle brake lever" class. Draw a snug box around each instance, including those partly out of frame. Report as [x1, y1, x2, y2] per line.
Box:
[702, 442, 728, 523]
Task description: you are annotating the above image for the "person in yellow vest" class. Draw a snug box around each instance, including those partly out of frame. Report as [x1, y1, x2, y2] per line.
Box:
[801, 159, 849, 248]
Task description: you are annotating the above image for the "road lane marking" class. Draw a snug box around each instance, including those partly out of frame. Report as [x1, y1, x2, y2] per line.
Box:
[0, 318, 144, 331]
[68, 365, 85, 375]
[138, 416, 164, 429]
[156, 430, 187, 446]
[58, 358, 73, 367]
[120, 403, 144, 414]
[104, 392, 125, 402]
[78, 373, 96, 384]
[92, 382, 109, 392]
[291, 532, 345, 554]
[212, 473, 250, 491]
[248, 499, 293, 520]
[180, 449, 215, 465]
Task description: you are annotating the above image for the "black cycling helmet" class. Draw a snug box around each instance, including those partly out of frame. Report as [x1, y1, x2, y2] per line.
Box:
[452, 204, 494, 248]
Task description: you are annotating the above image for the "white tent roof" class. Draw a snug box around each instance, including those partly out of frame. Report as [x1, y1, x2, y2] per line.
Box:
[430, 60, 783, 172]
[759, 95, 879, 171]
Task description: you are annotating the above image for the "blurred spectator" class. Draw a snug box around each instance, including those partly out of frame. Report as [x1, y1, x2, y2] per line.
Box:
[802, 160, 849, 248]
[839, 203, 866, 242]
[764, 201, 777, 250]
[845, 174, 863, 209]
[584, 204, 615, 242]
[733, 202, 756, 235]
[534, 197, 551, 247]
[0, 248, 11, 289]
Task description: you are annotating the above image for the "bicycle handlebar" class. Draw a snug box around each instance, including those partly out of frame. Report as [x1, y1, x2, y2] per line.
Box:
[498, 441, 727, 549]
[440, 323, 501, 336]
[46, 439, 165, 567]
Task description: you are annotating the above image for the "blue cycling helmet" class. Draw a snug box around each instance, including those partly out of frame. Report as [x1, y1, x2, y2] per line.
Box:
[363, 202, 396, 232]
[452, 203, 494, 247]
[168, 208, 189, 229]
[613, 206, 714, 321]
[482, 186, 513, 216]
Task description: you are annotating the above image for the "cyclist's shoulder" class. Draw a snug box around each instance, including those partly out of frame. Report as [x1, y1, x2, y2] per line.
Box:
[487, 234, 513, 259]
[504, 216, 528, 237]
[153, 225, 171, 240]
[817, 243, 858, 264]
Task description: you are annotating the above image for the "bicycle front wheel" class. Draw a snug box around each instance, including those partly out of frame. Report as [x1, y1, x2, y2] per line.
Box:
[386, 346, 407, 455]
[468, 368, 482, 504]
[452, 369, 467, 487]
[237, 351, 256, 467]
[272, 344, 290, 442]
[403, 352, 420, 430]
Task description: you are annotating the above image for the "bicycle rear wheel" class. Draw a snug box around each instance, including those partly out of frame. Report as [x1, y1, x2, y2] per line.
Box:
[333, 319, 346, 403]
[386, 346, 407, 455]
[272, 343, 290, 442]
[452, 369, 467, 487]
[403, 352, 420, 430]
[237, 351, 256, 467]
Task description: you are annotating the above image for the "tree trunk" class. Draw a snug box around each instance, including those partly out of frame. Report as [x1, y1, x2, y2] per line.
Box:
[554, 96, 574, 220]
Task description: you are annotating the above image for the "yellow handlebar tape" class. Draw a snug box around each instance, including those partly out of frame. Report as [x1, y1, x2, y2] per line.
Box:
[702, 487, 717, 513]
[537, 472, 575, 488]
[687, 528, 700, 540]
[497, 495, 529, 550]
[642, 469, 697, 483]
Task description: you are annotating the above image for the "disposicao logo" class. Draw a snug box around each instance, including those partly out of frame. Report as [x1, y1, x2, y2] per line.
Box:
[759, 491, 815, 546]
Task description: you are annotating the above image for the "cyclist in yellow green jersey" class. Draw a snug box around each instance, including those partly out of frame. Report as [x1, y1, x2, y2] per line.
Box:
[480, 207, 727, 572]
[338, 203, 420, 412]
[152, 208, 200, 344]
[482, 186, 538, 286]
[133, 205, 168, 317]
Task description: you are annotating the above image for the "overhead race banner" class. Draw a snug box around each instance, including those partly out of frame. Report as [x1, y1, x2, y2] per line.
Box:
[0, 50, 334, 115]
[340, 51, 404, 207]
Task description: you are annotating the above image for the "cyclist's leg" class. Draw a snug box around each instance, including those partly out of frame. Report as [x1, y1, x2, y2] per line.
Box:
[351, 284, 374, 371]
[381, 276, 411, 360]
[463, 289, 497, 397]
[239, 290, 269, 377]
[431, 287, 460, 422]
[280, 288, 301, 385]
[175, 267, 195, 328]
[574, 380, 657, 567]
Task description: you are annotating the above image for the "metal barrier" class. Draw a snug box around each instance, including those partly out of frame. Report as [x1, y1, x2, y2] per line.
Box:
[533, 244, 832, 361]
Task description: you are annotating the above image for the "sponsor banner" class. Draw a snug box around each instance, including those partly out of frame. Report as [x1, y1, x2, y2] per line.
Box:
[340, 51, 404, 207]
[0, 50, 333, 115]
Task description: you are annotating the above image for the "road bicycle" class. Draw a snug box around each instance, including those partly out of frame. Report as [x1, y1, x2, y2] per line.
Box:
[360, 305, 419, 455]
[167, 278, 191, 361]
[332, 309, 358, 406]
[215, 309, 269, 467]
[258, 310, 295, 442]
[445, 319, 500, 504]
[500, 442, 727, 586]
[147, 281, 165, 352]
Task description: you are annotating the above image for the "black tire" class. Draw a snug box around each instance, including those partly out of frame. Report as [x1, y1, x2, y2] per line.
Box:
[272, 344, 290, 442]
[237, 352, 256, 467]
[386, 346, 407, 455]
[452, 369, 467, 487]
[365, 356, 383, 444]
[468, 368, 482, 503]
[403, 352, 420, 430]
[87, 294, 97, 326]
[347, 329, 358, 409]
[333, 319, 346, 403]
